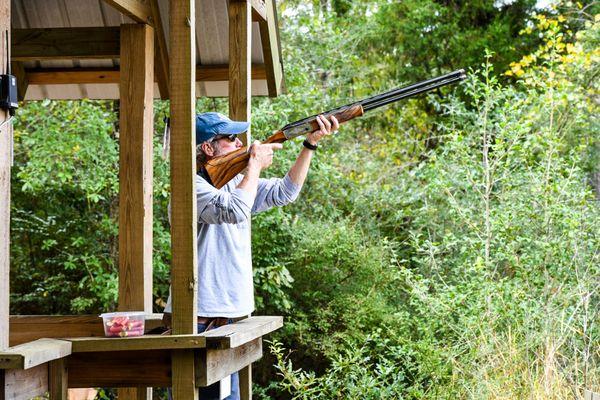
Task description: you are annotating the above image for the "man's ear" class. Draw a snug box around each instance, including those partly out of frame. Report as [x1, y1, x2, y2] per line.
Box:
[201, 142, 215, 157]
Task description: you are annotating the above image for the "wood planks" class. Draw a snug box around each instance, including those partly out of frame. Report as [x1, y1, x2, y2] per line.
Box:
[9, 314, 165, 347]
[25, 64, 267, 85]
[259, 0, 284, 97]
[48, 358, 68, 400]
[68, 350, 171, 388]
[0, 0, 10, 352]
[169, 0, 198, 397]
[0, 339, 71, 370]
[0, 364, 48, 400]
[118, 24, 154, 400]
[118, 23, 154, 314]
[67, 334, 206, 353]
[201, 316, 283, 349]
[12, 27, 120, 61]
[150, 0, 170, 99]
[196, 338, 262, 387]
[229, 0, 252, 145]
[102, 0, 152, 24]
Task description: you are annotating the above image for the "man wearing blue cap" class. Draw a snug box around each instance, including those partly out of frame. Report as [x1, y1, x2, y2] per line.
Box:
[164, 112, 338, 400]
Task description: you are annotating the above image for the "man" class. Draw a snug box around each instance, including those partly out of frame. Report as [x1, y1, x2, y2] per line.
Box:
[164, 112, 338, 399]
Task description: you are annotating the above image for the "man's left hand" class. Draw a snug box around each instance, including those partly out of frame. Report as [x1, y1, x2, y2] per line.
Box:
[306, 114, 339, 146]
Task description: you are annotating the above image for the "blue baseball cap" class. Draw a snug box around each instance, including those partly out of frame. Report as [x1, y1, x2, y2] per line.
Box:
[195, 112, 249, 145]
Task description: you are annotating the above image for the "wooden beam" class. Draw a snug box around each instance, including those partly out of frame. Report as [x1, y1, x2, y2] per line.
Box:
[25, 64, 267, 85]
[26, 67, 121, 85]
[250, 0, 266, 21]
[9, 314, 165, 347]
[48, 358, 68, 400]
[67, 334, 206, 353]
[0, 0, 10, 353]
[200, 316, 283, 349]
[11, 62, 27, 102]
[102, 0, 152, 24]
[0, 339, 71, 370]
[0, 364, 48, 400]
[239, 365, 252, 400]
[68, 350, 171, 388]
[118, 23, 154, 314]
[169, 0, 198, 398]
[200, 64, 266, 81]
[196, 338, 262, 387]
[259, 0, 284, 97]
[150, 0, 169, 99]
[11, 27, 120, 61]
[229, 0, 252, 144]
[118, 23, 154, 400]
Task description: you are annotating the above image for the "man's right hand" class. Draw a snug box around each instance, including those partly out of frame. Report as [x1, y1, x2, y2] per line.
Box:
[248, 141, 283, 171]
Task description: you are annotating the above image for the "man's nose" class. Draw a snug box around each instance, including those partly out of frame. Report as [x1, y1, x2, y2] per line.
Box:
[235, 138, 243, 148]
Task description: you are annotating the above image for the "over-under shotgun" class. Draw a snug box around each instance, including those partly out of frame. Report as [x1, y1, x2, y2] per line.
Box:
[204, 69, 467, 189]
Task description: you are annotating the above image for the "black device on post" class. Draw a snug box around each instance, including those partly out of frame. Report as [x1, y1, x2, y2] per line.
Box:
[0, 30, 17, 116]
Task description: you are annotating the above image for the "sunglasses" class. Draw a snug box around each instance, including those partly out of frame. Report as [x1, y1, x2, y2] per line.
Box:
[212, 134, 237, 143]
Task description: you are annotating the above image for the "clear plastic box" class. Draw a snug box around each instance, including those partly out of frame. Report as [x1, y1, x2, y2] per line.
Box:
[100, 312, 145, 338]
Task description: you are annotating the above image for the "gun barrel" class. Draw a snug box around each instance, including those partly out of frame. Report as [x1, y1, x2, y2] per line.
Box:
[281, 69, 466, 132]
[361, 69, 466, 111]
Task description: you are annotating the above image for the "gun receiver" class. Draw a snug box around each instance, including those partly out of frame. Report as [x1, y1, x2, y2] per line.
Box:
[204, 69, 466, 189]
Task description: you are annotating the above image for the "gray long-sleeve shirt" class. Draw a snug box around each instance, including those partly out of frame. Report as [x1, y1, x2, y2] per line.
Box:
[165, 173, 301, 317]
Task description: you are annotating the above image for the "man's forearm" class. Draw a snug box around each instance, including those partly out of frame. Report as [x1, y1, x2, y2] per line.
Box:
[287, 147, 315, 187]
[237, 161, 261, 198]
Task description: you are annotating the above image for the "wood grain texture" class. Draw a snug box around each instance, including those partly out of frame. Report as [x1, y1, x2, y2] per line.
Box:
[48, 358, 68, 400]
[24, 64, 267, 86]
[229, 0, 252, 145]
[118, 23, 154, 314]
[249, 0, 266, 21]
[0, 0, 10, 352]
[196, 338, 262, 387]
[204, 131, 287, 189]
[201, 316, 283, 349]
[26, 67, 121, 85]
[67, 334, 206, 353]
[0, 339, 71, 370]
[150, 0, 169, 99]
[12, 27, 120, 61]
[169, 0, 197, 397]
[9, 314, 165, 346]
[239, 364, 251, 400]
[102, 0, 152, 24]
[0, 364, 48, 400]
[68, 350, 171, 388]
[259, 0, 283, 97]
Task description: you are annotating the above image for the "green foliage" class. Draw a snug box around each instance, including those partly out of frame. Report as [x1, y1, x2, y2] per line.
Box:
[260, 9, 599, 399]
[10, 100, 173, 314]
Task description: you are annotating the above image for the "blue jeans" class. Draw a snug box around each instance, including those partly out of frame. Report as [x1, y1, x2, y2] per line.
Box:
[168, 320, 240, 400]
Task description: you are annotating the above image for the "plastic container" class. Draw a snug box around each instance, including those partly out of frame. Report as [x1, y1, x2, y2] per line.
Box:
[100, 312, 145, 338]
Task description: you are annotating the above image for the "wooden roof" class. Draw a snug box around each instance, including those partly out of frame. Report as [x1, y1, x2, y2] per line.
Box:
[10, 0, 284, 100]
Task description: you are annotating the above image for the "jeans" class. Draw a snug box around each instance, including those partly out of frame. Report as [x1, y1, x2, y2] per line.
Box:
[168, 320, 240, 400]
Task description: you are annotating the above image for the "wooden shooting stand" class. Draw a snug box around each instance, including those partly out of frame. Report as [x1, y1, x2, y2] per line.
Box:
[0, 1, 285, 399]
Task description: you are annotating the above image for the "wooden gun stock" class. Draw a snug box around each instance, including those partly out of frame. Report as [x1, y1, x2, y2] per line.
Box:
[204, 103, 364, 189]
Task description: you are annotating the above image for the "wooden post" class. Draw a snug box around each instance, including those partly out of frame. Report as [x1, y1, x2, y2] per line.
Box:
[229, 0, 251, 144]
[48, 358, 67, 400]
[118, 23, 155, 400]
[0, 0, 11, 353]
[259, 0, 284, 97]
[169, 0, 198, 398]
[229, 2, 253, 398]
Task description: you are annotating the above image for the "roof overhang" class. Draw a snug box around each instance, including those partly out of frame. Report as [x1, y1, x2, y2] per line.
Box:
[10, 0, 285, 100]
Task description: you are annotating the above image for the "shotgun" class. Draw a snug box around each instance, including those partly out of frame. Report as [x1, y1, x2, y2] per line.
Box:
[204, 69, 467, 189]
